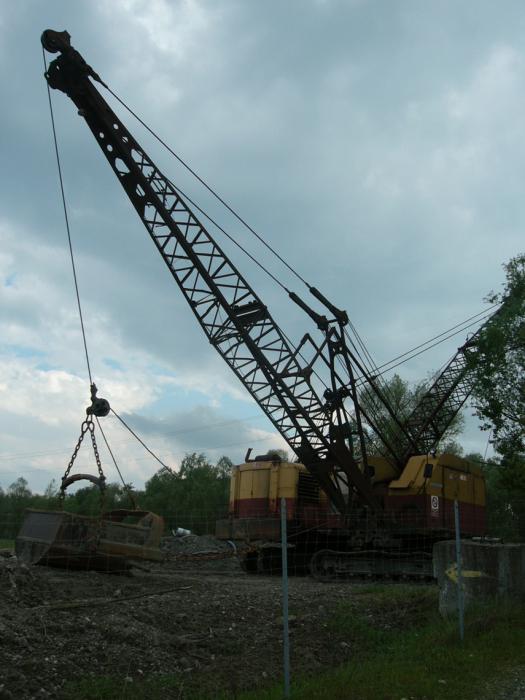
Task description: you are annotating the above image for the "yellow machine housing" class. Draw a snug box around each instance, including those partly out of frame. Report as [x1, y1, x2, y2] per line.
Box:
[216, 453, 486, 541]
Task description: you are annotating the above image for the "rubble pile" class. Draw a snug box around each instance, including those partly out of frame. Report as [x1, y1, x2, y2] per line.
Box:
[0, 556, 361, 699]
[0, 554, 54, 605]
[161, 533, 242, 573]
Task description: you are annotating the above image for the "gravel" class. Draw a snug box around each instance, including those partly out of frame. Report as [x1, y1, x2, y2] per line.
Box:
[482, 666, 525, 699]
[161, 533, 243, 573]
[0, 551, 359, 699]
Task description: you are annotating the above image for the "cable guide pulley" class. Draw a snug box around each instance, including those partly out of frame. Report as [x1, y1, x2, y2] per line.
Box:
[86, 382, 110, 417]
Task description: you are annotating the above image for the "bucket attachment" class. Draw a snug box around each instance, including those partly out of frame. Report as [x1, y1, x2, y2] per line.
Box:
[15, 509, 164, 572]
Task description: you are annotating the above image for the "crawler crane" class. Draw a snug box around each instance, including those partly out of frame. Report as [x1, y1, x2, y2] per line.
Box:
[41, 30, 487, 577]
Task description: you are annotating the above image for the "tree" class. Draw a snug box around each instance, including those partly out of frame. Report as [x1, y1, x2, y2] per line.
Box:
[44, 479, 59, 499]
[142, 452, 232, 533]
[466, 450, 525, 541]
[359, 373, 464, 457]
[469, 254, 525, 458]
[62, 481, 131, 515]
[215, 456, 234, 478]
[8, 477, 32, 500]
[4, 478, 33, 536]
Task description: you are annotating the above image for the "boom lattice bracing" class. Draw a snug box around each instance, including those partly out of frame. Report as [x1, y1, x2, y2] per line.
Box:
[42, 29, 380, 513]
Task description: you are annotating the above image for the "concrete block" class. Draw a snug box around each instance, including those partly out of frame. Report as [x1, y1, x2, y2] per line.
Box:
[433, 540, 525, 616]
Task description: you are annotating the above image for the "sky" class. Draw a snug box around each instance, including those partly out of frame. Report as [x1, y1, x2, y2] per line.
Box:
[1, 1, 523, 494]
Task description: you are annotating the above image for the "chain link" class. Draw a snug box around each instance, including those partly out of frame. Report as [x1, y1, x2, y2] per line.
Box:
[59, 418, 91, 506]
[59, 416, 106, 514]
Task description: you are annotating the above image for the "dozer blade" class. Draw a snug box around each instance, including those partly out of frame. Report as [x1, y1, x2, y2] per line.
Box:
[16, 509, 164, 573]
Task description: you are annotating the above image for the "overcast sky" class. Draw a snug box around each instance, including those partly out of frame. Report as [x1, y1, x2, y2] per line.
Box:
[1, 1, 523, 493]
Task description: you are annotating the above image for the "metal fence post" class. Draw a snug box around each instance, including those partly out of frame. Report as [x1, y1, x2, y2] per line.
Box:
[280, 497, 291, 698]
[454, 499, 465, 642]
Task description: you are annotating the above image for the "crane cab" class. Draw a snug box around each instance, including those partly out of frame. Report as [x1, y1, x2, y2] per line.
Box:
[384, 453, 486, 536]
[215, 453, 344, 541]
[216, 451, 486, 542]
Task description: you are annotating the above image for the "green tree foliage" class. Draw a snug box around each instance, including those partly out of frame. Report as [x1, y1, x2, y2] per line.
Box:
[470, 254, 525, 458]
[2, 478, 33, 536]
[63, 482, 133, 516]
[0, 477, 59, 537]
[462, 254, 525, 537]
[0, 453, 234, 539]
[141, 452, 232, 533]
[466, 451, 525, 541]
[359, 373, 464, 457]
[8, 477, 32, 500]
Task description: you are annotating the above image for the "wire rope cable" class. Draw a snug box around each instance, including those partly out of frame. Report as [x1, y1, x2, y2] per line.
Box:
[110, 409, 176, 475]
[105, 86, 310, 288]
[44, 67, 499, 478]
[103, 80, 500, 403]
[95, 416, 137, 506]
[44, 51, 156, 493]
[106, 78, 473, 408]
[43, 48, 93, 384]
[355, 308, 497, 384]
[372, 305, 498, 375]
[167, 179, 290, 293]
[104, 84, 397, 389]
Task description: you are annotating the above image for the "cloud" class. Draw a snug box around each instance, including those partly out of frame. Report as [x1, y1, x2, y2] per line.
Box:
[119, 403, 287, 453]
[0, 217, 276, 491]
[2, 1, 522, 490]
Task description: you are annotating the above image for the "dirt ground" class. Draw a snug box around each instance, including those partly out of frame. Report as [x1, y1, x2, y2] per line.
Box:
[0, 544, 388, 700]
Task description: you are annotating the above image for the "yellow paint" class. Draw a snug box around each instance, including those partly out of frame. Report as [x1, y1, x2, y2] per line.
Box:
[387, 453, 486, 507]
[445, 562, 487, 583]
[367, 455, 398, 483]
[228, 460, 302, 514]
[227, 452, 486, 515]
[268, 463, 280, 512]
[389, 455, 427, 489]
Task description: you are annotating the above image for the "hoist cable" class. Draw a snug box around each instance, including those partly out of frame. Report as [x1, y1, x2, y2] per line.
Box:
[105, 83, 394, 386]
[105, 86, 310, 289]
[105, 81, 498, 402]
[95, 416, 136, 507]
[346, 306, 497, 446]
[343, 325, 404, 414]
[367, 306, 498, 377]
[43, 48, 93, 385]
[110, 408, 176, 475]
[166, 178, 332, 393]
[44, 58, 349, 475]
[356, 310, 495, 384]
[168, 179, 289, 293]
[52, 75, 496, 464]
[45, 52, 142, 497]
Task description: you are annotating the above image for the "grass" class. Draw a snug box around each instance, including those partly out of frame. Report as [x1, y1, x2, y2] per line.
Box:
[60, 675, 188, 699]
[0, 538, 14, 549]
[239, 591, 525, 700]
[60, 586, 525, 700]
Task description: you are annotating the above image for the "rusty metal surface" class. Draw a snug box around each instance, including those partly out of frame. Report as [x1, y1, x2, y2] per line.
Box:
[16, 509, 164, 572]
[216, 517, 281, 542]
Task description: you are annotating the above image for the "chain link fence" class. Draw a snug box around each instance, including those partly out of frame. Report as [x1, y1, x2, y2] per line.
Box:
[0, 496, 524, 698]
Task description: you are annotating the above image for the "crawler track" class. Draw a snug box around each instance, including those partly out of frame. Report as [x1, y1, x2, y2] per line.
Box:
[309, 548, 433, 582]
